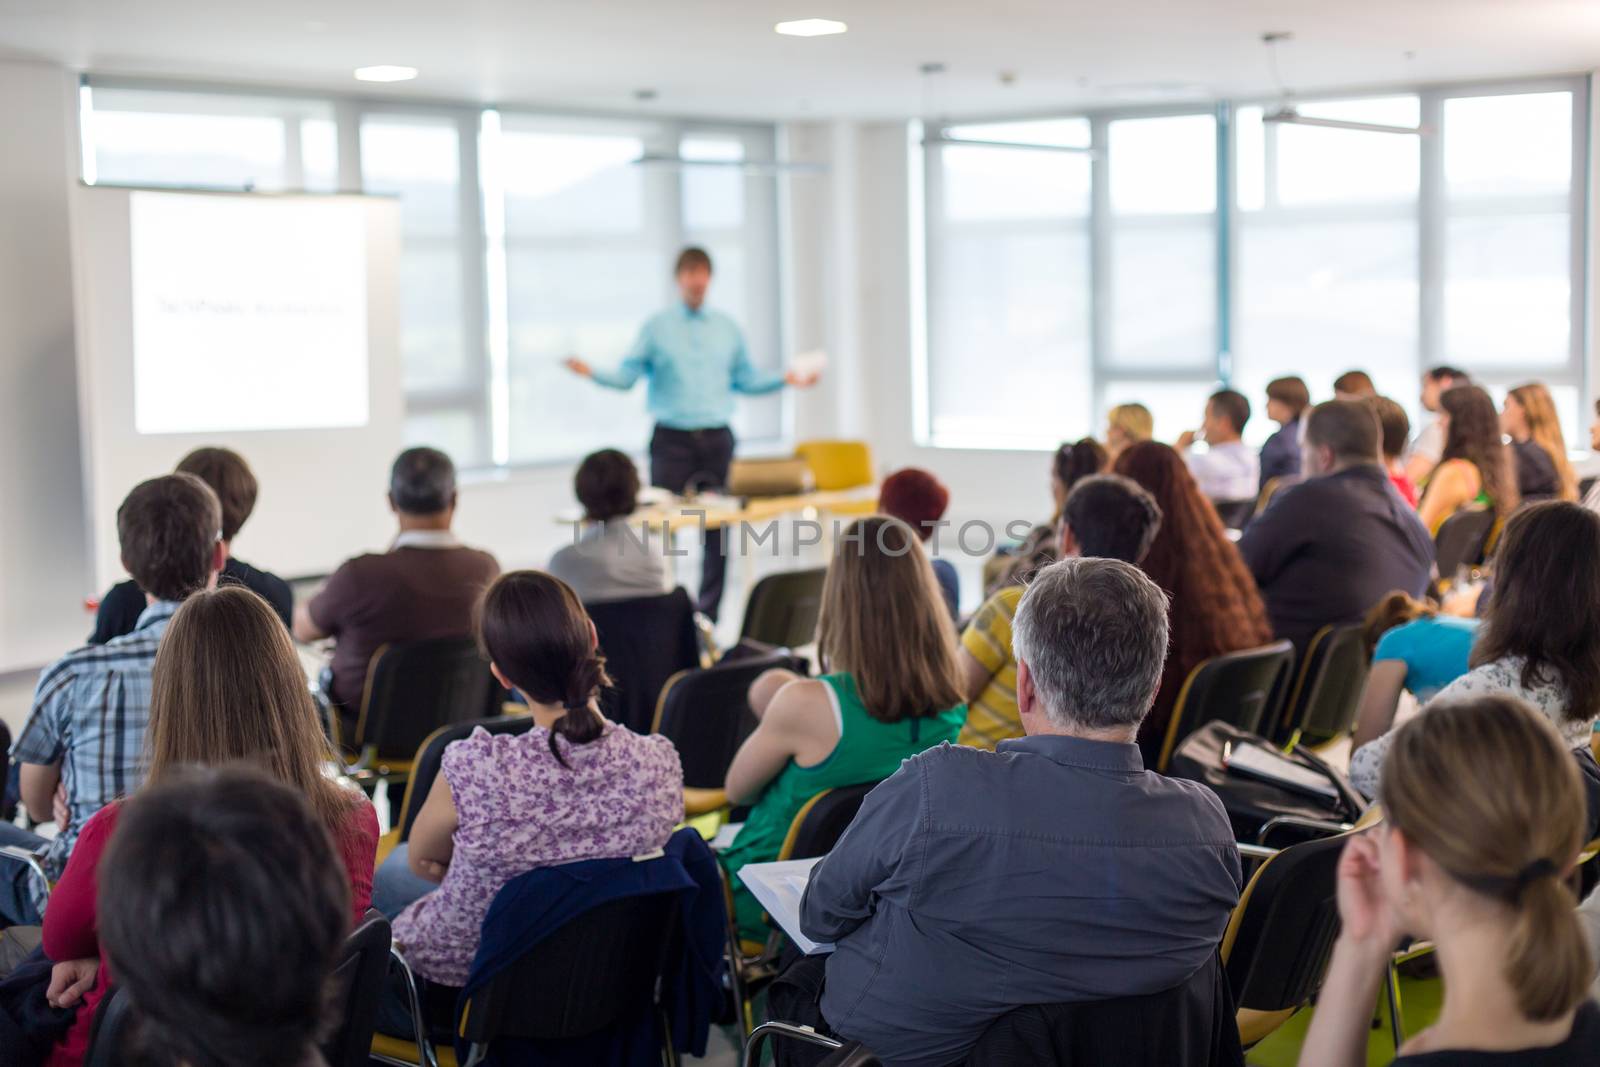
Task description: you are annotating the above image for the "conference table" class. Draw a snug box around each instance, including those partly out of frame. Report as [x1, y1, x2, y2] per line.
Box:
[556, 486, 879, 533]
[556, 486, 880, 615]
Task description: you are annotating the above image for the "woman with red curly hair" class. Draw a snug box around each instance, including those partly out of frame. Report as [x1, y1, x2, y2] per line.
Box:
[1114, 441, 1275, 764]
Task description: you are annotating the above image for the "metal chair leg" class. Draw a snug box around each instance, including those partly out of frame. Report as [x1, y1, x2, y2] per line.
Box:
[388, 947, 440, 1067]
[1386, 959, 1405, 1051]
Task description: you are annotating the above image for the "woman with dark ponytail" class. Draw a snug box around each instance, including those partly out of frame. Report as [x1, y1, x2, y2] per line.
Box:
[1301, 694, 1598, 1066]
[372, 570, 683, 1005]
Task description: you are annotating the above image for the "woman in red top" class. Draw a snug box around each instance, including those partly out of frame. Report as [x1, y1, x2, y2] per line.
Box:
[41, 586, 378, 1067]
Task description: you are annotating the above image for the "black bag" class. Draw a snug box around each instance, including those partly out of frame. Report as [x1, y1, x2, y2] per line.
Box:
[1167, 722, 1367, 846]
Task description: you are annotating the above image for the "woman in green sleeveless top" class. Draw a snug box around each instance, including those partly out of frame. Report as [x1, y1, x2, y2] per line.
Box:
[719, 516, 968, 941]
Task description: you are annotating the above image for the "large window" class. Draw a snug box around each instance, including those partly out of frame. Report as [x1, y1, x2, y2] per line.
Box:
[924, 119, 1093, 448]
[1233, 97, 1421, 441]
[80, 80, 785, 470]
[920, 81, 1588, 450]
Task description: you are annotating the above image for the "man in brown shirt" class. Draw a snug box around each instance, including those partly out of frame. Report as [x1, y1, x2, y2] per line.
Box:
[294, 447, 500, 738]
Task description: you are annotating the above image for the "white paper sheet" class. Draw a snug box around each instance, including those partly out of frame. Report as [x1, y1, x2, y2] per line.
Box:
[738, 857, 835, 955]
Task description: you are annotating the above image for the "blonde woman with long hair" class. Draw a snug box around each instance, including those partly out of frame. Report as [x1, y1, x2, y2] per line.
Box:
[40, 586, 378, 1067]
[718, 516, 968, 941]
[1301, 695, 1596, 1066]
[1503, 382, 1578, 501]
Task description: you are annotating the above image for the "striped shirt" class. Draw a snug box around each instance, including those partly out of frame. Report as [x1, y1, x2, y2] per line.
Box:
[11, 600, 176, 908]
[958, 586, 1024, 749]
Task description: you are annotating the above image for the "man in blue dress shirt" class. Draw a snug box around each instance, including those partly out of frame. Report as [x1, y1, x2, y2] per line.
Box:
[565, 247, 816, 619]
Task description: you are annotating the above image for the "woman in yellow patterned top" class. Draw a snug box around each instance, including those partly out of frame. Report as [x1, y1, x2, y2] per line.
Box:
[958, 474, 1163, 749]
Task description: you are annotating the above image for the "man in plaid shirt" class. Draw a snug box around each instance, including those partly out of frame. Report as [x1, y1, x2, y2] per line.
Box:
[0, 473, 223, 925]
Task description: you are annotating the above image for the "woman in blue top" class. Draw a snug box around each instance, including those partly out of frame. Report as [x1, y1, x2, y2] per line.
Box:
[1352, 592, 1478, 750]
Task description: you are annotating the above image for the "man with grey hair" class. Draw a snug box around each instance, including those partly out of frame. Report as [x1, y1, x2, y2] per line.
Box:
[779, 558, 1241, 1067]
[295, 447, 500, 740]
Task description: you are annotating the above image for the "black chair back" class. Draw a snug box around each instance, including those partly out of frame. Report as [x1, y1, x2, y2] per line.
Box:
[357, 636, 504, 760]
[964, 954, 1243, 1067]
[394, 715, 536, 842]
[321, 911, 393, 1067]
[1214, 499, 1256, 531]
[1222, 832, 1347, 1017]
[740, 568, 826, 649]
[1274, 624, 1370, 747]
[459, 891, 680, 1046]
[1433, 505, 1496, 583]
[587, 588, 701, 734]
[83, 985, 133, 1067]
[1157, 641, 1295, 773]
[781, 783, 877, 861]
[653, 651, 805, 788]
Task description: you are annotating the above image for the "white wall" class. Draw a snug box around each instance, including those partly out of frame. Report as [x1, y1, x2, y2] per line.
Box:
[0, 61, 94, 673]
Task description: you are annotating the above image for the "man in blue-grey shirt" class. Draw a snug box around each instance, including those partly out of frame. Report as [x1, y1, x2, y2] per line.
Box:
[782, 557, 1242, 1067]
[565, 247, 817, 619]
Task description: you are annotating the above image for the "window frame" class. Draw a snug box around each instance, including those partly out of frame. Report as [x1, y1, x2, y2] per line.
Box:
[80, 74, 789, 474]
[917, 76, 1591, 451]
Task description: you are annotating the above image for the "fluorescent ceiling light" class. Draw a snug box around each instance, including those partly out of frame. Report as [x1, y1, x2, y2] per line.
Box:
[775, 18, 847, 37]
[1263, 107, 1426, 136]
[354, 65, 418, 83]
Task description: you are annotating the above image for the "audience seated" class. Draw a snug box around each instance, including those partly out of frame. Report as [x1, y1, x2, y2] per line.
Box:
[547, 448, 671, 604]
[0, 473, 224, 928]
[960, 474, 1162, 751]
[294, 447, 500, 738]
[1301, 696, 1596, 1067]
[1404, 365, 1471, 487]
[718, 516, 966, 943]
[1350, 500, 1600, 797]
[95, 768, 354, 1067]
[89, 447, 292, 644]
[1104, 402, 1153, 463]
[1114, 442, 1274, 764]
[1351, 592, 1476, 751]
[372, 570, 682, 1006]
[1586, 400, 1600, 514]
[1260, 376, 1310, 490]
[1332, 369, 1377, 400]
[985, 438, 1107, 597]
[1503, 382, 1578, 502]
[1369, 395, 1419, 507]
[1417, 384, 1519, 533]
[1239, 400, 1434, 661]
[877, 467, 960, 619]
[41, 586, 378, 1067]
[777, 558, 1242, 1067]
[1175, 389, 1259, 503]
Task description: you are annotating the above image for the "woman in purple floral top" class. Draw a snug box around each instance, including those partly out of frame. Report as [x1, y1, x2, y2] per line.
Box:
[373, 570, 683, 992]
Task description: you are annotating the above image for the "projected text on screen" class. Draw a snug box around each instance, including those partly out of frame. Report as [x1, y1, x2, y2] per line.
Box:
[131, 191, 370, 435]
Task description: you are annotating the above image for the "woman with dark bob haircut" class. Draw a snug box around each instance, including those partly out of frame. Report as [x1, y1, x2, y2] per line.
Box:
[1350, 500, 1600, 796]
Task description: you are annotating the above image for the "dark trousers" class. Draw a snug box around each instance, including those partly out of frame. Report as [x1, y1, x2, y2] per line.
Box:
[650, 424, 735, 620]
[766, 952, 840, 1067]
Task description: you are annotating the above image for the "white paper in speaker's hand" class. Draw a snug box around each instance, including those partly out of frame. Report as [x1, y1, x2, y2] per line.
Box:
[790, 349, 830, 377]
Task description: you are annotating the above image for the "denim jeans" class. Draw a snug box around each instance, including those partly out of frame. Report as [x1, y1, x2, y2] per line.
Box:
[0, 823, 48, 928]
[372, 843, 440, 920]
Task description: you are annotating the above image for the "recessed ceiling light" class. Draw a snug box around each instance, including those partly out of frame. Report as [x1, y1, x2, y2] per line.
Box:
[775, 18, 847, 37]
[354, 65, 418, 83]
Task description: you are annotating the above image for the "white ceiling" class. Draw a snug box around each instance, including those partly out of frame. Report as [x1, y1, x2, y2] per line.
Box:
[1, 0, 1599, 121]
